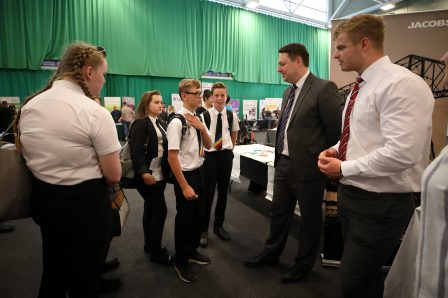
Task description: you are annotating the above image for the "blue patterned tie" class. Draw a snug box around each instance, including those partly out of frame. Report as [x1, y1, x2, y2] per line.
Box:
[276, 84, 297, 155]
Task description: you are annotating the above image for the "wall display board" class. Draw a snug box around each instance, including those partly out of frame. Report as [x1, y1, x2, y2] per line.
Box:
[243, 100, 257, 121]
[330, 10, 448, 156]
[265, 98, 282, 112]
[171, 94, 183, 113]
[104, 97, 121, 112]
[201, 82, 212, 91]
[229, 99, 240, 116]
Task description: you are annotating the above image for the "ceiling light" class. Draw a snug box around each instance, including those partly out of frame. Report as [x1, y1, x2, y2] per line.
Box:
[380, 3, 395, 11]
[246, 1, 259, 9]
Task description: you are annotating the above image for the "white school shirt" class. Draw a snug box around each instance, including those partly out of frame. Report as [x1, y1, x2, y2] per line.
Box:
[19, 80, 121, 185]
[201, 107, 239, 152]
[167, 108, 205, 171]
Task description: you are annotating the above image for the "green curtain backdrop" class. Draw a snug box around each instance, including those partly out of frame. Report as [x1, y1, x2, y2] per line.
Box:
[0, 0, 330, 84]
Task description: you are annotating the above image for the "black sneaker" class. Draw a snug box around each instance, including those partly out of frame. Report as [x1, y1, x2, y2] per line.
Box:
[189, 251, 211, 265]
[174, 264, 197, 283]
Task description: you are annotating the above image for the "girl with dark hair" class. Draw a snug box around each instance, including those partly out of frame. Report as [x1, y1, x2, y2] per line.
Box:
[130, 91, 172, 265]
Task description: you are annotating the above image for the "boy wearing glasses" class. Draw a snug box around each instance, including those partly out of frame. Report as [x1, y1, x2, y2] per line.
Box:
[167, 79, 212, 283]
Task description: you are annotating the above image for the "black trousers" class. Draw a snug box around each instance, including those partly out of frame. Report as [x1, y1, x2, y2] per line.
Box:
[173, 168, 204, 266]
[31, 178, 112, 298]
[338, 184, 415, 298]
[264, 156, 326, 271]
[136, 180, 167, 255]
[202, 150, 234, 231]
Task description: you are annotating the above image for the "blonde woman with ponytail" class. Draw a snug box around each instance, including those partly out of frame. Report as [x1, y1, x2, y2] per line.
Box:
[15, 42, 121, 297]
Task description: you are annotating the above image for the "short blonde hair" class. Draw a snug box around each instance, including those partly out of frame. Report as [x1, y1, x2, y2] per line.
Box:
[178, 78, 201, 97]
[334, 14, 385, 50]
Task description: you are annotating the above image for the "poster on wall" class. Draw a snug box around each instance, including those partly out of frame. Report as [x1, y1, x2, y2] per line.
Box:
[171, 94, 183, 112]
[104, 97, 121, 112]
[229, 99, 240, 116]
[201, 82, 213, 91]
[0, 97, 20, 109]
[243, 100, 257, 121]
[265, 98, 282, 112]
[122, 97, 135, 111]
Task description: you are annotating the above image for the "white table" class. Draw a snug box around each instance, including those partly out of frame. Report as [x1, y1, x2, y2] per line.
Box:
[231, 144, 275, 200]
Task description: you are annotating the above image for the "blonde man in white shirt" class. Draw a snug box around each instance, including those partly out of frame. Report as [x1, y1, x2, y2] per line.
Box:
[199, 82, 239, 247]
[318, 14, 434, 298]
[167, 78, 212, 283]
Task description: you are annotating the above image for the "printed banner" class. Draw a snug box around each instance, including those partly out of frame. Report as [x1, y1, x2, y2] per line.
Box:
[243, 100, 257, 121]
[122, 97, 135, 111]
[171, 94, 183, 113]
[104, 97, 121, 112]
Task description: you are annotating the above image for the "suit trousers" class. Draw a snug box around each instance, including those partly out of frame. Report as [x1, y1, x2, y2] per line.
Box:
[173, 168, 204, 266]
[338, 184, 415, 298]
[31, 178, 112, 298]
[265, 155, 326, 270]
[136, 180, 167, 255]
[202, 150, 234, 231]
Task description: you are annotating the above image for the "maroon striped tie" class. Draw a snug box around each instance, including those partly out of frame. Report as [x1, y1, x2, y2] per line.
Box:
[338, 77, 364, 161]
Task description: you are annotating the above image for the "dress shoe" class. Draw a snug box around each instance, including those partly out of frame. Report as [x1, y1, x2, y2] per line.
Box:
[0, 224, 15, 233]
[150, 247, 173, 266]
[103, 257, 120, 272]
[213, 226, 230, 241]
[99, 277, 122, 293]
[200, 232, 208, 248]
[243, 252, 278, 268]
[280, 267, 310, 284]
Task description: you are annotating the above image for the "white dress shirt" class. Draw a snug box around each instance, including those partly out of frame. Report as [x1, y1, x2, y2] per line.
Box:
[201, 107, 239, 152]
[415, 145, 448, 298]
[167, 108, 205, 171]
[148, 115, 164, 180]
[20, 80, 121, 185]
[281, 69, 310, 156]
[333, 56, 434, 192]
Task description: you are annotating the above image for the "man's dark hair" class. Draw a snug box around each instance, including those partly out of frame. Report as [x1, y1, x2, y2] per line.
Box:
[279, 43, 309, 67]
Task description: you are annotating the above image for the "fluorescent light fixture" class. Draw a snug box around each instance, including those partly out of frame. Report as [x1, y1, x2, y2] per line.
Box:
[380, 3, 395, 11]
[246, 1, 259, 9]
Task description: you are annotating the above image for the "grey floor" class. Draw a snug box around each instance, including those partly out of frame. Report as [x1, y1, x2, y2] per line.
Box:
[0, 131, 343, 298]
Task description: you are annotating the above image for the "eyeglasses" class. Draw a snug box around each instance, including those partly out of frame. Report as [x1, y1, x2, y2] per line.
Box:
[184, 91, 202, 98]
[96, 46, 107, 58]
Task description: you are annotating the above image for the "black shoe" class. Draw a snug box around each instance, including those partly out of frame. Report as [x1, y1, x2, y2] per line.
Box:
[0, 224, 15, 233]
[103, 257, 120, 272]
[200, 232, 208, 248]
[174, 264, 197, 283]
[99, 277, 122, 293]
[213, 226, 231, 241]
[280, 267, 310, 284]
[189, 251, 211, 265]
[151, 251, 173, 266]
[243, 252, 278, 268]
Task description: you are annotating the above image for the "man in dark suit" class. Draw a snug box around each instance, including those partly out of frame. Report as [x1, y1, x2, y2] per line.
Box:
[244, 43, 342, 283]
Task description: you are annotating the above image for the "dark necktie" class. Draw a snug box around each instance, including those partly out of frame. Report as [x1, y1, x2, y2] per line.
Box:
[276, 84, 297, 155]
[214, 113, 223, 150]
[338, 77, 364, 161]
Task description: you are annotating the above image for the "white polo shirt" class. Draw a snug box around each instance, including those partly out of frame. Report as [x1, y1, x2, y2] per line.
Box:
[20, 80, 121, 185]
[167, 108, 205, 171]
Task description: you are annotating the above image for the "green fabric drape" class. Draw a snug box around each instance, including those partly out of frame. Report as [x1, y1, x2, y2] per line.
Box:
[0, 0, 330, 84]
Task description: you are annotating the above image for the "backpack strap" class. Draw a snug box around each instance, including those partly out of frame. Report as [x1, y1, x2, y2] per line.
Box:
[226, 109, 233, 131]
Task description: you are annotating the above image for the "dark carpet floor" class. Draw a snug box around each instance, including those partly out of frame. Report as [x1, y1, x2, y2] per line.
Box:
[0, 133, 343, 298]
